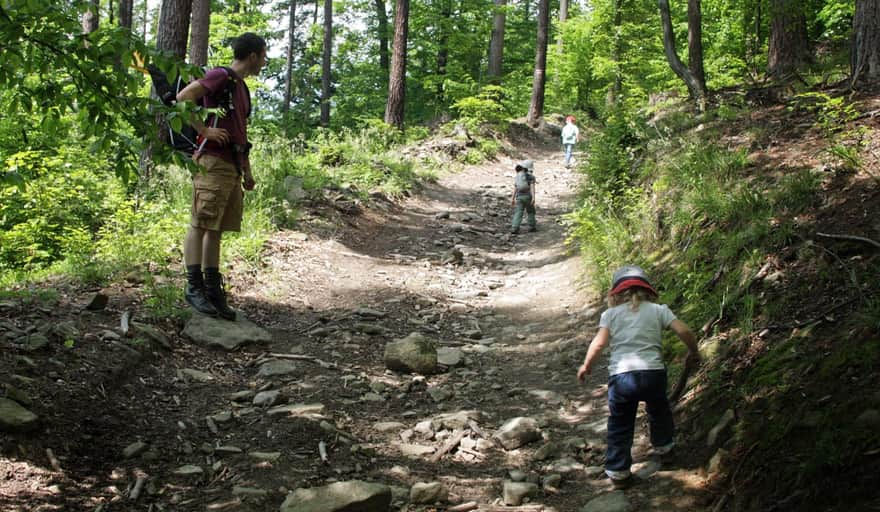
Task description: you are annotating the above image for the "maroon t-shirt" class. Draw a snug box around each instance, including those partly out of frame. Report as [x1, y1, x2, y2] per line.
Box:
[196, 67, 251, 167]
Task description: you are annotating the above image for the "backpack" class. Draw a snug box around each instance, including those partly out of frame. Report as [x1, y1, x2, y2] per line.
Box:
[515, 170, 534, 194]
[146, 65, 239, 156]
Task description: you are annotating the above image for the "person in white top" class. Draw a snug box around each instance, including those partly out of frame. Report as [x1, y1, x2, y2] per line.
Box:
[561, 115, 579, 168]
[577, 265, 700, 489]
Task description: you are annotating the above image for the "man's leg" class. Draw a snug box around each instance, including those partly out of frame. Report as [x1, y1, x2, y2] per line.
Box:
[183, 226, 218, 316]
[511, 195, 526, 233]
[564, 144, 572, 166]
[202, 229, 236, 321]
[526, 201, 537, 231]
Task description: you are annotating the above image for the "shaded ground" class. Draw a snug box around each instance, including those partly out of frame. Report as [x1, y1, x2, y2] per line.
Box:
[0, 141, 714, 511]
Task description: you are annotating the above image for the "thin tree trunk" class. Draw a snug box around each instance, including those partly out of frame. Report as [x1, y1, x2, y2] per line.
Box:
[557, 0, 568, 50]
[320, 0, 332, 126]
[189, 0, 210, 66]
[607, 0, 622, 106]
[851, 0, 880, 84]
[283, 0, 297, 114]
[119, 0, 133, 29]
[436, 0, 451, 102]
[487, 0, 506, 82]
[142, 0, 147, 39]
[82, 0, 99, 33]
[526, 0, 549, 126]
[375, 0, 389, 72]
[768, 0, 810, 77]
[108, 0, 114, 25]
[687, 0, 706, 92]
[384, 0, 410, 128]
[657, 0, 706, 107]
[314, 0, 319, 27]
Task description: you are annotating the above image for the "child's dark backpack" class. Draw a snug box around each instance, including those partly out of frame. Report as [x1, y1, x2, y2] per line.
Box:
[146, 65, 237, 156]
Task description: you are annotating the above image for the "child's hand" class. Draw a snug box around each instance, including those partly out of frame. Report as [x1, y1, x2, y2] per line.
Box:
[577, 363, 591, 383]
[685, 351, 702, 368]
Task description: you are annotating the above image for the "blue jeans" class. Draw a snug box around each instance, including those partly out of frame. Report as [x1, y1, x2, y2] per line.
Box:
[563, 143, 574, 166]
[605, 369, 674, 472]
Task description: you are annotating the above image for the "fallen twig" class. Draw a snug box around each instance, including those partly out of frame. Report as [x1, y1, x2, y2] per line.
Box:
[762, 297, 858, 330]
[268, 353, 339, 369]
[46, 448, 62, 472]
[430, 429, 469, 463]
[318, 441, 328, 464]
[816, 232, 880, 250]
[448, 502, 479, 512]
[129, 474, 148, 501]
[477, 505, 545, 512]
[120, 310, 132, 337]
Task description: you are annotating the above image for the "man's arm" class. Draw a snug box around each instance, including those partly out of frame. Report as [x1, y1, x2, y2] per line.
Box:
[578, 327, 609, 382]
[176, 81, 230, 145]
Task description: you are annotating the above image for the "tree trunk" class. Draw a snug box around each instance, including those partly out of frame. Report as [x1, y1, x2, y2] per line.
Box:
[189, 0, 210, 66]
[156, 0, 192, 59]
[657, 0, 706, 107]
[119, 0, 134, 29]
[320, 0, 332, 126]
[375, 0, 389, 72]
[687, 0, 706, 92]
[384, 0, 409, 128]
[487, 0, 506, 82]
[851, 0, 880, 84]
[607, 0, 622, 106]
[108, 0, 114, 25]
[526, 0, 549, 126]
[314, 0, 319, 27]
[436, 0, 451, 102]
[557, 0, 568, 50]
[283, 0, 297, 114]
[82, 0, 99, 33]
[767, 0, 810, 77]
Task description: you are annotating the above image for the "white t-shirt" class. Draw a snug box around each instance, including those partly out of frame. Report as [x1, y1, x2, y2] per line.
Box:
[598, 301, 677, 376]
[562, 124, 579, 144]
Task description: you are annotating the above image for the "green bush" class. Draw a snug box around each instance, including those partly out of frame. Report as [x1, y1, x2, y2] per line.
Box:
[452, 85, 509, 131]
[0, 149, 125, 271]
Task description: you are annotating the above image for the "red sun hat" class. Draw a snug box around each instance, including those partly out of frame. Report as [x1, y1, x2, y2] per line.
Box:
[609, 265, 657, 296]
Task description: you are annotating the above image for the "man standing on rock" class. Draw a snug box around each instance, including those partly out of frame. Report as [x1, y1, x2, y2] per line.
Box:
[176, 33, 267, 321]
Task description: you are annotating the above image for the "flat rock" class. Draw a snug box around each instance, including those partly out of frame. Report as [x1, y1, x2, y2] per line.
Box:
[410, 481, 448, 504]
[580, 491, 632, 512]
[257, 361, 299, 378]
[437, 347, 464, 367]
[384, 332, 437, 374]
[503, 481, 539, 506]
[495, 417, 541, 450]
[280, 480, 392, 512]
[183, 313, 271, 350]
[397, 443, 436, 457]
[268, 403, 325, 417]
[0, 397, 38, 431]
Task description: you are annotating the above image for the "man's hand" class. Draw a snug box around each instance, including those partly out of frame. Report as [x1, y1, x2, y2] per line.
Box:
[243, 171, 256, 191]
[511, 197, 516, 207]
[201, 126, 231, 145]
[577, 362, 591, 383]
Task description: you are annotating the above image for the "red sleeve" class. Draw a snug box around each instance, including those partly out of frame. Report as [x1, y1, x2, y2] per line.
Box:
[196, 67, 230, 95]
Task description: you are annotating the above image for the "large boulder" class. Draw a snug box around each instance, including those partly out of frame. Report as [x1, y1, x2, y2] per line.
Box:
[279, 480, 391, 512]
[384, 333, 437, 374]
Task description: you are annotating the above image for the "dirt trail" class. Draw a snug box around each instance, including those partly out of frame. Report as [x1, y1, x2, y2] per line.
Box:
[0, 145, 712, 511]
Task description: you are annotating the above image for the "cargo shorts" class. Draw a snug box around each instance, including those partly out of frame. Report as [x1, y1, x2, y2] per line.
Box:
[190, 154, 243, 232]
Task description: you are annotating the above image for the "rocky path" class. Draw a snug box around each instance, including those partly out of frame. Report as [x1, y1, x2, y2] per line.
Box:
[1, 147, 711, 511]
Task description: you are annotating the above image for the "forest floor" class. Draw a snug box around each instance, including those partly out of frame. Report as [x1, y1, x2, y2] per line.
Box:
[0, 133, 717, 511]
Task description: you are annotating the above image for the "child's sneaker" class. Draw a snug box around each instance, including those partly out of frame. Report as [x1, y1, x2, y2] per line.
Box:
[611, 475, 635, 490]
[650, 442, 676, 464]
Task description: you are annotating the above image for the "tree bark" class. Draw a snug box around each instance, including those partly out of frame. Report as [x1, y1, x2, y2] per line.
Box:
[283, 0, 298, 114]
[189, 0, 210, 66]
[487, 0, 506, 82]
[82, 0, 99, 33]
[657, 0, 706, 107]
[687, 0, 706, 93]
[375, 0, 389, 72]
[384, 0, 410, 128]
[436, 0, 451, 102]
[526, 0, 549, 126]
[156, 0, 192, 59]
[767, 0, 810, 77]
[557, 0, 568, 50]
[607, 0, 622, 106]
[851, 0, 880, 84]
[108, 0, 114, 25]
[320, 0, 333, 126]
[119, 0, 134, 29]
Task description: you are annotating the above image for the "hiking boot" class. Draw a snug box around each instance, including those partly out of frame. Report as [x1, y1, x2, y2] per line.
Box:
[204, 270, 236, 321]
[611, 475, 635, 490]
[511, 228, 520, 235]
[528, 225, 537, 232]
[185, 284, 218, 316]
